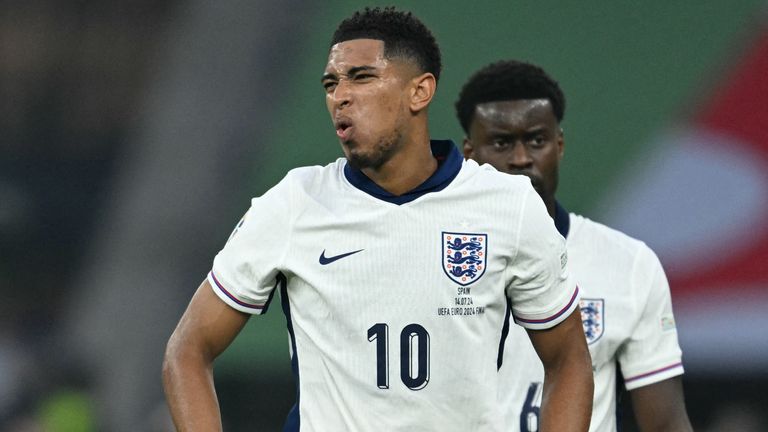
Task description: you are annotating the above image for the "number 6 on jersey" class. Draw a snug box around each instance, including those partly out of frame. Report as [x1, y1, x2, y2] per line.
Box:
[367, 323, 430, 390]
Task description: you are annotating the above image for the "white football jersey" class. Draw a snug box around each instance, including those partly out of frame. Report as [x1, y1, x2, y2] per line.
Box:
[209, 141, 579, 431]
[499, 205, 684, 432]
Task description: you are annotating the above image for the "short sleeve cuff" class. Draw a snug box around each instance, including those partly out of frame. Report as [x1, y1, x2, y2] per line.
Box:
[624, 361, 684, 390]
[513, 285, 580, 330]
[208, 271, 269, 315]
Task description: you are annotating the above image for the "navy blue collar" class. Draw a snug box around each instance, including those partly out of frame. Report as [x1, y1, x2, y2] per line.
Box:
[554, 201, 570, 238]
[343, 140, 462, 205]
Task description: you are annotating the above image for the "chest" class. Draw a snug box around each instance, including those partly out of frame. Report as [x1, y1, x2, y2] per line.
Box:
[282, 197, 519, 330]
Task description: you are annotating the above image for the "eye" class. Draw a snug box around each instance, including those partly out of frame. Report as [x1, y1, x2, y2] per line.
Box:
[353, 73, 375, 81]
[491, 139, 509, 151]
[527, 134, 547, 149]
[323, 81, 337, 92]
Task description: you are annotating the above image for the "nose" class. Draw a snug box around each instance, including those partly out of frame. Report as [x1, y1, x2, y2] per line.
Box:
[330, 79, 351, 110]
[508, 142, 533, 169]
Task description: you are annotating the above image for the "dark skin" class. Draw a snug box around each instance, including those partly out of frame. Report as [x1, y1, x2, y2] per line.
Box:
[464, 99, 563, 216]
[322, 38, 437, 195]
[465, 98, 693, 432]
[632, 377, 692, 431]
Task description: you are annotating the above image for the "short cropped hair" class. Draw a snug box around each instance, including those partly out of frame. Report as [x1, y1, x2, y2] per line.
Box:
[331, 6, 442, 82]
[455, 60, 565, 133]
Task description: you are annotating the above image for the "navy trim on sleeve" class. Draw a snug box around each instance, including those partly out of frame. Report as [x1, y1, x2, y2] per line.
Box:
[497, 296, 513, 370]
[280, 273, 300, 432]
[343, 140, 462, 205]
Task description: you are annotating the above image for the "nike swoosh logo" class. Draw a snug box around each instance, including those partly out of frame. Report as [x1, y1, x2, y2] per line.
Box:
[319, 249, 364, 265]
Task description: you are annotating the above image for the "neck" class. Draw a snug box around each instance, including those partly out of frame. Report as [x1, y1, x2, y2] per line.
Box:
[361, 129, 436, 196]
[543, 196, 556, 218]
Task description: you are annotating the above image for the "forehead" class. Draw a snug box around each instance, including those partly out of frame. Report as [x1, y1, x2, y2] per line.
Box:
[473, 99, 556, 129]
[326, 38, 387, 72]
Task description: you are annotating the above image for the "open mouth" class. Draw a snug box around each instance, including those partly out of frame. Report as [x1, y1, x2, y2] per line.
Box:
[335, 118, 353, 141]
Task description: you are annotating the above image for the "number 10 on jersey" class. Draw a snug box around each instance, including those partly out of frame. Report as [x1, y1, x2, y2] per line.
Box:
[367, 323, 430, 390]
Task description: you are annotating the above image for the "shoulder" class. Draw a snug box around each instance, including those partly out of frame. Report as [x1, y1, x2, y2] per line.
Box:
[570, 213, 645, 251]
[275, 158, 346, 193]
[456, 162, 542, 223]
[461, 159, 536, 194]
[248, 159, 346, 212]
[569, 213, 663, 271]
[284, 158, 344, 183]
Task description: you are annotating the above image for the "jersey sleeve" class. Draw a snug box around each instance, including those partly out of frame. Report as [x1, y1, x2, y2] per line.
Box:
[618, 245, 684, 390]
[208, 175, 293, 315]
[506, 187, 580, 330]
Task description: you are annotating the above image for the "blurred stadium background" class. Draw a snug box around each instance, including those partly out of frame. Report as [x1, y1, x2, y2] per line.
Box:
[1, 0, 767, 430]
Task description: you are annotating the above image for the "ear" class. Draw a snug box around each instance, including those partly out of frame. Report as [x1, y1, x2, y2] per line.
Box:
[557, 127, 565, 161]
[409, 72, 437, 113]
[462, 137, 474, 159]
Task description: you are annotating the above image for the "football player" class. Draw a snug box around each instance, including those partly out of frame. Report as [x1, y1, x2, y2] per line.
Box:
[457, 59, 692, 432]
[163, 11, 593, 431]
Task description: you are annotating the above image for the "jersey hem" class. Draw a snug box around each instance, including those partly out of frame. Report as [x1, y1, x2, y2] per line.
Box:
[624, 361, 684, 390]
[513, 285, 580, 330]
[208, 271, 267, 315]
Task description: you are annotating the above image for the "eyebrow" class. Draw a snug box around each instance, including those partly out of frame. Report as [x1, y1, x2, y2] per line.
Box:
[321, 65, 378, 82]
[524, 125, 548, 133]
[484, 125, 549, 137]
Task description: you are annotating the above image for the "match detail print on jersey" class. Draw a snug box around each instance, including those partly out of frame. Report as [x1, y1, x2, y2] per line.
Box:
[441, 232, 487, 286]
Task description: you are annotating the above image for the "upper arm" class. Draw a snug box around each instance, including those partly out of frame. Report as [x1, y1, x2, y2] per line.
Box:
[166, 279, 250, 363]
[630, 376, 692, 432]
[527, 307, 590, 370]
[526, 307, 594, 432]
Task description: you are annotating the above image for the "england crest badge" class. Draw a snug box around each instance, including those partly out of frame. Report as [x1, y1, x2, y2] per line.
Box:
[580, 298, 604, 344]
[442, 232, 487, 286]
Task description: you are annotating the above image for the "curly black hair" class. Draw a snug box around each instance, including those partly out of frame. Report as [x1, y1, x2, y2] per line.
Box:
[455, 60, 565, 133]
[331, 6, 442, 82]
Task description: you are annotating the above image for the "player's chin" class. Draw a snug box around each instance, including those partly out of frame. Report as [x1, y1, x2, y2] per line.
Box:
[346, 149, 385, 170]
[340, 139, 359, 159]
[526, 178, 546, 195]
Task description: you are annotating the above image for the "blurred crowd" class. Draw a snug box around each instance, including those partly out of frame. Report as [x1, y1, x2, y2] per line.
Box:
[1, 1, 178, 429]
